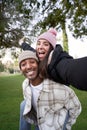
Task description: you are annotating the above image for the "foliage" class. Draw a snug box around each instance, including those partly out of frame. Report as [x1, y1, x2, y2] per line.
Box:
[0, 0, 37, 48]
[33, 0, 87, 51]
[36, 0, 87, 38]
[0, 0, 87, 49]
[8, 68, 14, 73]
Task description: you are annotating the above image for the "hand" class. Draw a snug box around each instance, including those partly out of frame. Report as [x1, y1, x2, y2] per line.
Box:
[19, 37, 26, 46]
[47, 50, 53, 65]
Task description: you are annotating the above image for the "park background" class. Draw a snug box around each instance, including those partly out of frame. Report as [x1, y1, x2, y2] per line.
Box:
[0, 0, 87, 130]
[0, 74, 87, 130]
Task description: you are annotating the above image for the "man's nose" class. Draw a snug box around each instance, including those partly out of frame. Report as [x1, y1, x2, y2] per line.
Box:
[26, 63, 31, 69]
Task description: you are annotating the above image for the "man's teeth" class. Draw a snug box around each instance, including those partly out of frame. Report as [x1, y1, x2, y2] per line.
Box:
[27, 71, 34, 75]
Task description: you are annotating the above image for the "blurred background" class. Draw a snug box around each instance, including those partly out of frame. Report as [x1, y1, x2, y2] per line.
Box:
[0, 0, 87, 75]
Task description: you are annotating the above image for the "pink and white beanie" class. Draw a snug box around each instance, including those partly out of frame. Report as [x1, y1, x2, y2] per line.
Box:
[37, 28, 57, 48]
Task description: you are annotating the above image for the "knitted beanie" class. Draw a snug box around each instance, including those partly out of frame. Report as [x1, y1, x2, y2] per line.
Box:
[37, 28, 57, 48]
[18, 50, 39, 68]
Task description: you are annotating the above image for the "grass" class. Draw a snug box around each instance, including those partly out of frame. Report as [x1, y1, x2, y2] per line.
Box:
[0, 74, 24, 130]
[0, 74, 87, 130]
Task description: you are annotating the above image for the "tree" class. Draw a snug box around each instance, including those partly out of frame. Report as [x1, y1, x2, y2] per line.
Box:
[0, 0, 37, 48]
[0, 61, 4, 72]
[0, 0, 87, 51]
[33, 0, 87, 51]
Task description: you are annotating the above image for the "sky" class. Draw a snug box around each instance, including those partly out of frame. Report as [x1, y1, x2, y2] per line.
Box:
[69, 38, 87, 58]
[56, 27, 87, 58]
[68, 33, 87, 58]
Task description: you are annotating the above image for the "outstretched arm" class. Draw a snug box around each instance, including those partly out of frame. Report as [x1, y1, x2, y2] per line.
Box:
[21, 42, 36, 52]
[19, 37, 36, 52]
[48, 44, 87, 91]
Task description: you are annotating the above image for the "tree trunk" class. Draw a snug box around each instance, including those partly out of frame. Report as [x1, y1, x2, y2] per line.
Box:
[62, 24, 68, 52]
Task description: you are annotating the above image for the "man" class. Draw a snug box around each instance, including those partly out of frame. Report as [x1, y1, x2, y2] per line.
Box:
[18, 50, 81, 130]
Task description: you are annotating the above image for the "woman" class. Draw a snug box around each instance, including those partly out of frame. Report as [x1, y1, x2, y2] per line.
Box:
[19, 28, 87, 91]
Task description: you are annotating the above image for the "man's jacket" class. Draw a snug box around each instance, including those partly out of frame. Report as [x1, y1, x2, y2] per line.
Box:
[22, 78, 81, 130]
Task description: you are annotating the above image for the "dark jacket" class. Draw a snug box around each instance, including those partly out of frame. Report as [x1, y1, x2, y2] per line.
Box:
[21, 43, 36, 52]
[21, 43, 87, 91]
[48, 45, 87, 91]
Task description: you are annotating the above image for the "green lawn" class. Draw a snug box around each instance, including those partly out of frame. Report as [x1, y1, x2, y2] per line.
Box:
[0, 74, 87, 130]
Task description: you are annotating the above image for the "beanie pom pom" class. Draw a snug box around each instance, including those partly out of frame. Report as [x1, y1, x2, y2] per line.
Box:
[48, 28, 57, 36]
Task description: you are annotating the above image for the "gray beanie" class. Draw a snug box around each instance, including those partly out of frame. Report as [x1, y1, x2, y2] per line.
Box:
[18, 50, 39, 68]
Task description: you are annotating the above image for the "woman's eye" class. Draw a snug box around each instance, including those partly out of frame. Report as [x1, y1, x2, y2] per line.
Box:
[37, 42, 40, 45]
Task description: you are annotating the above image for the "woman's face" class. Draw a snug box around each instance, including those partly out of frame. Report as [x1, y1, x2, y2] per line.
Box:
[36, 39, 51, 61]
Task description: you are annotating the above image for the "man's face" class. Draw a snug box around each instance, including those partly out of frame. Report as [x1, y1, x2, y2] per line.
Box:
[36, 39, 51, 61]
[20, 58, 39, 80]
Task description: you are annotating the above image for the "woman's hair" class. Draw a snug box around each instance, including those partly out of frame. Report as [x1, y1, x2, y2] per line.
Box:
[38, 44, 53, 79]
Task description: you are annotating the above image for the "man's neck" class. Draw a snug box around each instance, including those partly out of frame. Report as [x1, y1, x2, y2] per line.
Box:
[30, 76, 43, 86]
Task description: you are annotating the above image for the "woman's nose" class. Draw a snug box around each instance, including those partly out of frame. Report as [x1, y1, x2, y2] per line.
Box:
[38, 43, 44, 49]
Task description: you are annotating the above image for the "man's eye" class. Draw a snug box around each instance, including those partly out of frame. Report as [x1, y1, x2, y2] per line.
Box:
[21, 63, 26, 67]
[30, 61, 35, 64]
